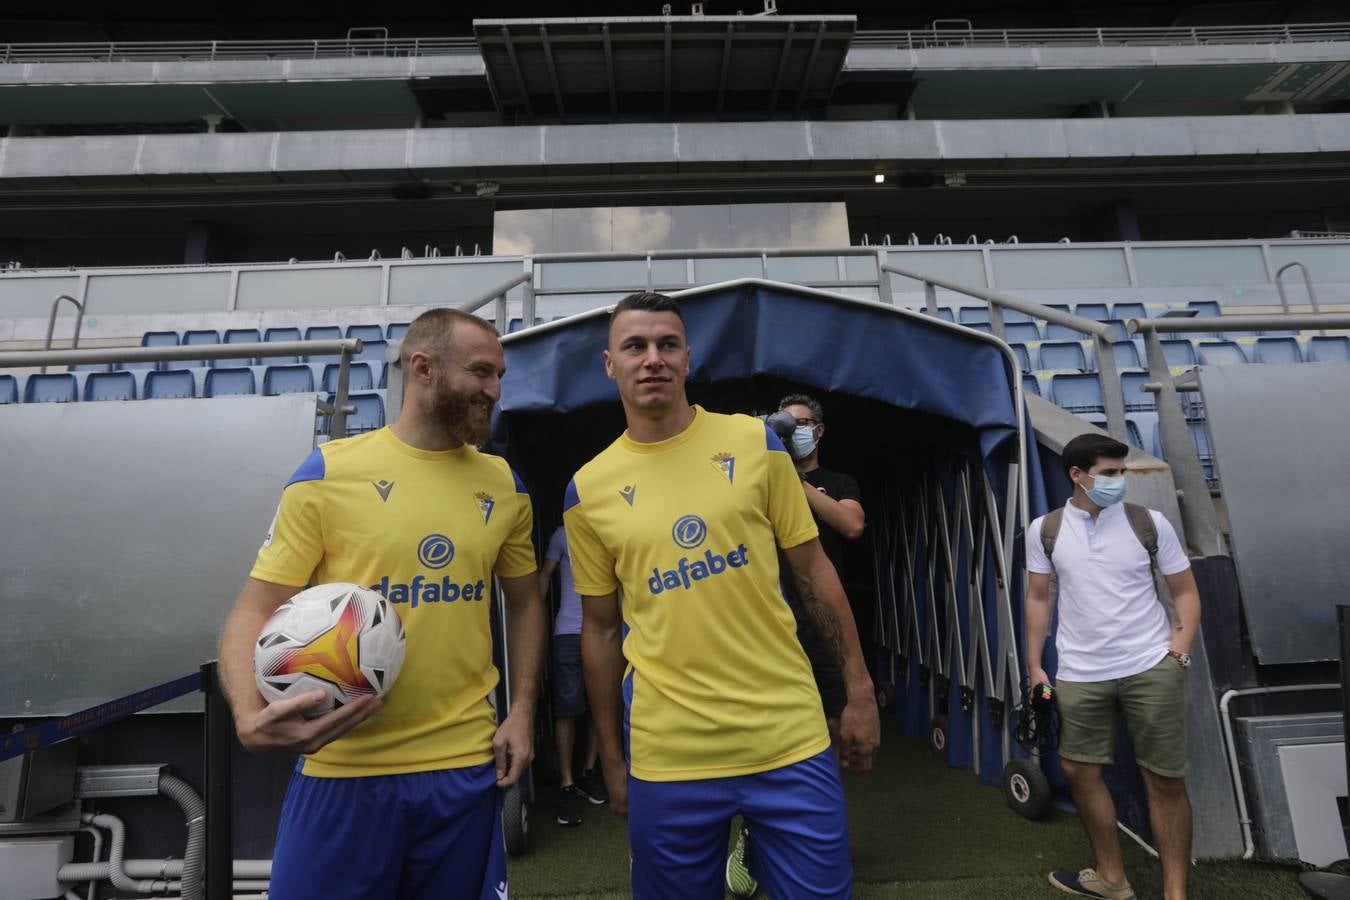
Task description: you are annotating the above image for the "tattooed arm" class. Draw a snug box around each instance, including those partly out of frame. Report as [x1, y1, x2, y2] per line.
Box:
[782, 538, 880, 773]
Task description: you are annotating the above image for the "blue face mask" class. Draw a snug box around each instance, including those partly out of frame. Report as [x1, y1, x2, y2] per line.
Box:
[790, 425, 818, 460]
[1083, 473, 1127, 507]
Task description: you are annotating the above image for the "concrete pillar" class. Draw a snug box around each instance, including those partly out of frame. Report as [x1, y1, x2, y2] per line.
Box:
[184, 221, 229, 265]
[1104, 199, 1141, 242]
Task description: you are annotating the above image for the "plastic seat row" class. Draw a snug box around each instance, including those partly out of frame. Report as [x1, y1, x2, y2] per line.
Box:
[114, 328, 398, 371]
[1009, 335, 1350, 374]
[0, 362, 389, 405]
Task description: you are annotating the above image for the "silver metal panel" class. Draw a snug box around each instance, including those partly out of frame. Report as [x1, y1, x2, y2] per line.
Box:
[1199, 364, 1350, 664]
[75, 764, 166, 798]
[1235, 713, 1344, 860]
[0, 395, 318, 715]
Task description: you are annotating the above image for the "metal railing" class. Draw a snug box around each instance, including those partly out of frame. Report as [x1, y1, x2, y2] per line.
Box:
[0, 37, 476, 64]
[0, 21, 1344, 65]
[853, 21, 1350, 49]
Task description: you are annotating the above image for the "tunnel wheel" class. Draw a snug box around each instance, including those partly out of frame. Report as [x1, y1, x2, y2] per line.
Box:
[503, 782, 529, 856]
[1003, 759, 1052, 820]
[876, 682, 896, 711]
[928, 714, 949, 758]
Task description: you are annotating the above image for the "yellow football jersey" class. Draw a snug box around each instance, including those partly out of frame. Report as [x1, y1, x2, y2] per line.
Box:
[563, 406, 830, 781]
[251, 427, 536, 777]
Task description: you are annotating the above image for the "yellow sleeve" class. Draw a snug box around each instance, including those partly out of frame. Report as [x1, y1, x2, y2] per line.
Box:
[250, 459, 325, 587]
[563, 480, 618, 596]
[494, 483, 538, 578]
[764, 431, 819, 550]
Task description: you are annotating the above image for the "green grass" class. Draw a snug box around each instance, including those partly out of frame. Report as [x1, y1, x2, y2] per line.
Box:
[509, 715, 1313, 898]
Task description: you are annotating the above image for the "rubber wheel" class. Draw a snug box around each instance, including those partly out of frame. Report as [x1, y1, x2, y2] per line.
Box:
[875, 683, 895, 711]
[1003, 759, 1052, 820]
[503, 782, 529, 856]
[928, 714, 949, 757]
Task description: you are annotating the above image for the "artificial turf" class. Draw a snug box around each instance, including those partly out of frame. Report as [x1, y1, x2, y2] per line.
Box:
[509, 714, 1315, 899]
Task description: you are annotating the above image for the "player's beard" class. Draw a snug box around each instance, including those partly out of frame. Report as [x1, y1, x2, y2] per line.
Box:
[427, 379, 493, 447]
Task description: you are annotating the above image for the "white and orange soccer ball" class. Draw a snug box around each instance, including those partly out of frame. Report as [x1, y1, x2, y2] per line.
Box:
[253, 583, 406, 718]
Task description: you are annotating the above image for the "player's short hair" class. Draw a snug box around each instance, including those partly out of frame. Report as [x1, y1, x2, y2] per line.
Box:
[779, 393, 824, 425]
[609, 291, 684, 332]
[1062, 432, 1129, 477]
[398, 308, 498, 372]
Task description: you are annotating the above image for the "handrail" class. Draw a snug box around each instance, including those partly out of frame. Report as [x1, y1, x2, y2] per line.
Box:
[1127, 312, 1350, 333]
[41, 293, 84, 374]
[0, 21, 1344, 64]
[0, 338, 360, 369]
[1274, 261, 1325, 336]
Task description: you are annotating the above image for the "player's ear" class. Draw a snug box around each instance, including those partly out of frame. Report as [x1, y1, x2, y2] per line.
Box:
[602, 349, 616, 381]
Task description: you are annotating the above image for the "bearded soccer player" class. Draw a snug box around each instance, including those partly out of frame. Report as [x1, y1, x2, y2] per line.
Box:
[564, 291, 881, 899]
[217, 308, 548, 900]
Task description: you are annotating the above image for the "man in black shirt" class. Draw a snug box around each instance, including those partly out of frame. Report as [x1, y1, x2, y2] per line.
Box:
[778, 394, 865, 577]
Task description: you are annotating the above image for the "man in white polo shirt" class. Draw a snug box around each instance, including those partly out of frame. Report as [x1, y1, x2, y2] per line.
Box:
[1025, 433, 1200, 900]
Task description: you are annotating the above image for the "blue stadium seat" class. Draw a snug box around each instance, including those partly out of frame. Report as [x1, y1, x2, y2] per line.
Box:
[1190, 421, 1216, 482]
[264, 364, 316, 396]
[1001, 308, 1034, 324]
[387, 322, 411, 341]
[1009, 344, 1032, 373]
[1197, 341, 1248, 365]
[1075, 303, 1109, 321]
[125, 330, 179, 370]
[1187, 301, 1222, 318]
[0, 374, 17, 404]
[1128, 412, 1159, 453]
[84, 371, 136, 402]
[1308, 335, 1350, 363]
[204, 367, 257, 398]
[957, 308, 990, 326]
[1161, 339, 1197, 368]
[1253, 337, 1302, 364]
[1005, 323, 1042, 344]
[353, 339, 387, 366]
[1111, 302, 1147, 321]
[967, 322, 994, 334]
[1042, 303, 1071, 316]
[144, 369, 197, 399]
[1092, 341, 1142, 371]
[221, 329, 262, 366]
[1050, 373, 1105, 414]
[1102, 320, 1130, 342]
[322, 362, 374, 394]
[507, 318, 524, 333]
[261, 327, 302, 364]
[332, 392, 386, 436]
[71, 362, 111, 372]
[1090, 417, 1145, 450]
[305, 326, 341, 342]
[1021, 374, 1041, 398]
[1036, 342, 1087, 372]
[346, 325, 385, 343]
[1044, 322, 1085, 341]
[24, 373, 78, 403]
[1119, 370, 1156, 411]
[180, 330, 220, 368]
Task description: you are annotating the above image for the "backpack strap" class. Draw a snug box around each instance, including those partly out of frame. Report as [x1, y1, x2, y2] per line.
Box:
[1040, 508, 1064, 564]
[1123, 502, 1180, 629]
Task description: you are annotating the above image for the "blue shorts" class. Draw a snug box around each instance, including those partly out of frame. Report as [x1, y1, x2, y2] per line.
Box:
[628, 749, 850, 900]
[552, 633, 587, 718]
[269, 761, 506, 900]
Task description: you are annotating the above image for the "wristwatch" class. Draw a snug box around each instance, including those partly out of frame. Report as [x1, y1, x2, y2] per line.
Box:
[1168, 650, 1191, 668]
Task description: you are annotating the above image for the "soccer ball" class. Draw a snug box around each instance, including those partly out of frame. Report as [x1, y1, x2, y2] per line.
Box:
[253, 583, 406, 718]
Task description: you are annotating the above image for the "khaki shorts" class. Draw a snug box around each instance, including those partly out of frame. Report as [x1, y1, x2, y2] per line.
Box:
[1055, 655, 1188, 778]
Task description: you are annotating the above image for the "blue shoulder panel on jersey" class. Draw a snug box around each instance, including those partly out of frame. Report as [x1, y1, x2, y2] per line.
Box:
[511, 468, 528, 494]
[284, 448, 325, 488]
[563, 479, 581, 513]
[764, 421, 789, 454]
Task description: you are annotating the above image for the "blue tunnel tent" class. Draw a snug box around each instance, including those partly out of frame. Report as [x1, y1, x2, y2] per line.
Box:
[492, 279, 1052, 789]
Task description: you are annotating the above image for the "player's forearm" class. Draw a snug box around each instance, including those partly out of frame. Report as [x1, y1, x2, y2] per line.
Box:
[581, 619, 627, 766]
[218, 605, 270, 726]
[1024, 585, 1051, 671]
[505, 588, 548, 717]
[796, 557, 872, 701]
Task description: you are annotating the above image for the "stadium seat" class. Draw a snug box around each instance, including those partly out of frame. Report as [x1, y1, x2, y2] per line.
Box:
[1197, 341, 1248, 365]
[263, 365, 316, 396]
[222, 329, 262, 366]
[379, 363, 390, 389]
[507, 318, 524, 334]
[1111, 302, 1147, 321]
[1190, 421, 1217, 482]
[1001, 308, 1034, 324]
[1253, 337, 1302, 364]
[1102, 320, 1131, 342]
[145, 369, 197, 400]
[177, 330, 219, 369]
[353, 339, 387, 366]
[24, 373, 78, 403]
[1119, 370, 1156, 411]
[1004, 323, 1042, 344]
[1021, 374, 1041, 398]
[304, 326, 344, 365]
[204, 367, 257, 398]
[125, 330, 179, 370]
[1036, 342, 1088, 372]
[967, 322, 994, 334]
[84, 371, 136, 402]
[1050, 373, 1105, 414]
[1187, 301, 1222, 318]
[1044, 322, 1086, 341]
[71, 362, 112, 372]
[1089, 418, 1145, 450]
[1092, 341, 1142, 371]
[387, 322, 411, 341]
[0, 374, 17, 404]
[1075, 303, 1109, 321]
[929, 308, 956, 323]
[322, 362, 374, 394]
[346, 325, 385, 343]
[1128, 412, 1159, 453]
[333, 392, 386, 435]
[1009, 344, 1032, 373]
[957, 308, 990, 326]
[1308, 335, 1350, 363]
[262, 327, 302, 364]
[1161, 339, 1197, 368]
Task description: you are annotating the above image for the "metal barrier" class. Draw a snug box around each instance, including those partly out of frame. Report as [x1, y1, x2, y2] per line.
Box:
[853, 21, 1350, 49]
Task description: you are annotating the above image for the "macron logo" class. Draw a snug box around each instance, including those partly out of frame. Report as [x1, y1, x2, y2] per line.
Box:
[372, 480, 394, 502]
[495, 882, 508, 900]
[619, 484, 636, 506]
